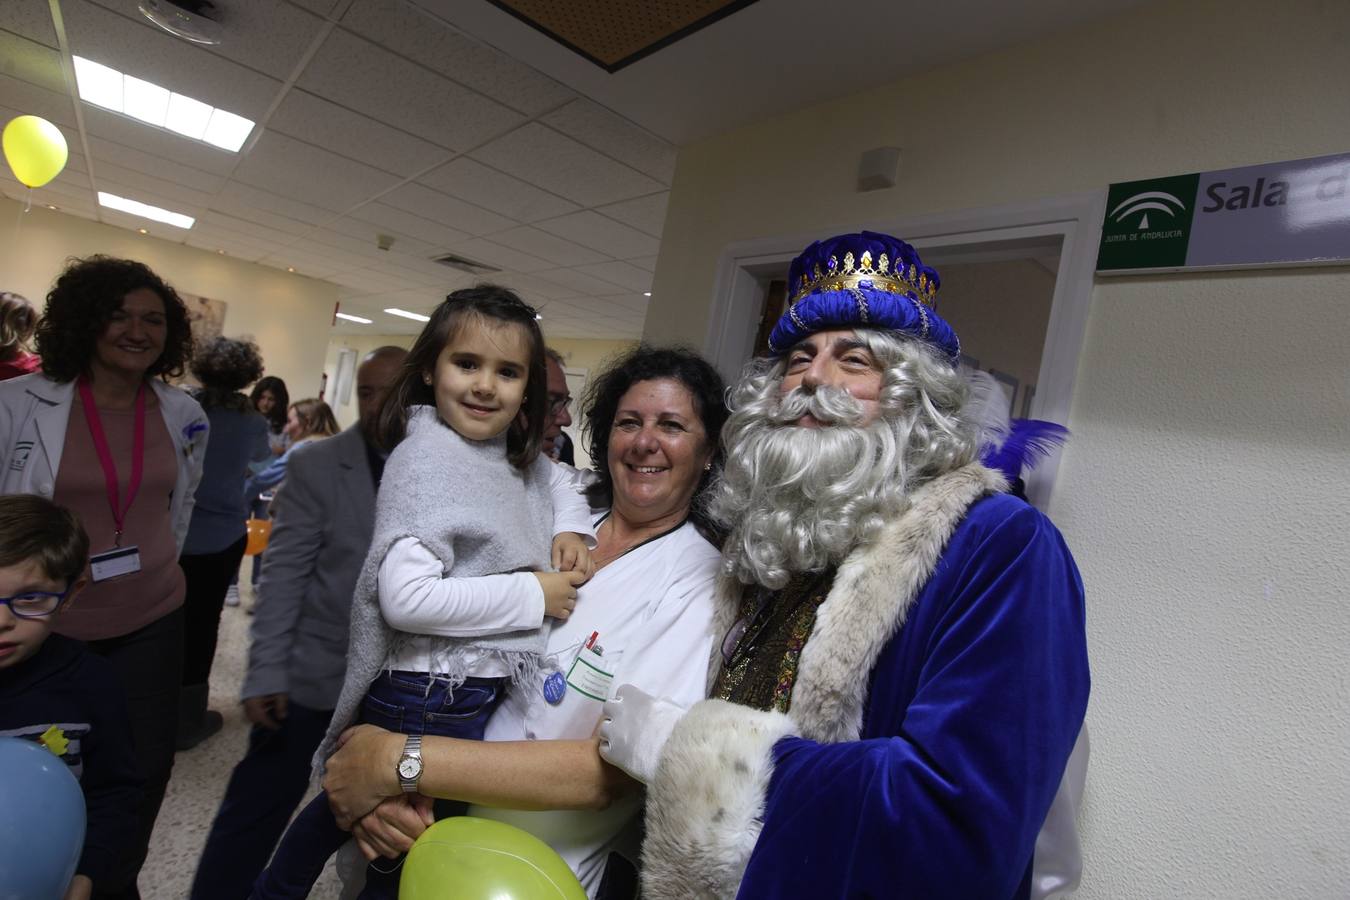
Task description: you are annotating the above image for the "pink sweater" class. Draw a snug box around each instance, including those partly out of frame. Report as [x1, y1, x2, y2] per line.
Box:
[53, 391, 185, 640]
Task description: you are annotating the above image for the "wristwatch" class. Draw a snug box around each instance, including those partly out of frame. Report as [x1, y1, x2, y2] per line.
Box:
[397, 734, 423, 793]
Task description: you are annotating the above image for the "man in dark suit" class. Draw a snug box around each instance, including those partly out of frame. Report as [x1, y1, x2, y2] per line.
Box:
[190, 346, 406, 900]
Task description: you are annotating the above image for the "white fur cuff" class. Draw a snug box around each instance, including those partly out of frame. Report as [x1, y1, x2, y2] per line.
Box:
[641, 699, 799, 899]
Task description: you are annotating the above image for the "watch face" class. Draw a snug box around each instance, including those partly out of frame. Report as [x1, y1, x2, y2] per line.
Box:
[398, 756, 421, 779]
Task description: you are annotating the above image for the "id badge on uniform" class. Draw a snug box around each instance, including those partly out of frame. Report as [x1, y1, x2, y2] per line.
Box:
[564, 643, 615, 701]
[89, 546, 141, 582]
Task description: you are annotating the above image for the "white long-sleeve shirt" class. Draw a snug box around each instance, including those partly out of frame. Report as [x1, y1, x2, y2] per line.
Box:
[379, 459, 596, 677]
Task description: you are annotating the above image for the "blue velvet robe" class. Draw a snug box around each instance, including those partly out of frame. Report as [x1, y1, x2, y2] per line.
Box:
[737, 494, 1089, 899]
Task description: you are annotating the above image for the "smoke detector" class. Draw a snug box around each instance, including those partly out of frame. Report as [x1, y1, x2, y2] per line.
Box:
[138, 0, 224, 46]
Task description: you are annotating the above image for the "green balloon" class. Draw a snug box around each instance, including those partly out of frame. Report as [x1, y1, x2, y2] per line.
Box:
[399, 816, 589, 900]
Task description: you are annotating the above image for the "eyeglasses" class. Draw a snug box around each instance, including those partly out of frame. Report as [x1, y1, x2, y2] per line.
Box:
[0, 588, 73, 619]
[547, 395, 572, 416]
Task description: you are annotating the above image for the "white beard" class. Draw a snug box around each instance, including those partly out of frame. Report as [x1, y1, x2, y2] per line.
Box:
[709, 385, 911, 590]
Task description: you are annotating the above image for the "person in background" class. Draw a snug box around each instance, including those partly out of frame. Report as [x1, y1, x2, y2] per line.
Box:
[319, 345, 729, 899]
[543, 347, 575, 464]
[0, 495, 143, 900]
[236, 398, 338, 611]
[0, 255, 208, 900]
[176, 337, 272, 751]
[225, 376, 289, 608]
[250, 376, 290, 457]
[189, 347, 406, 900]
[0, 290, 41, 380]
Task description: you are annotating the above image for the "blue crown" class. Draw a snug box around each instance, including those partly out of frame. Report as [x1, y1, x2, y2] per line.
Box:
[768, 231, 960, 362]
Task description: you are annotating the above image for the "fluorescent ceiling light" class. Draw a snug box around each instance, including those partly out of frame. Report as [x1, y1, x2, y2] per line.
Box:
[98, 191, 195, 229]
[335, 312, 372, 324]
[123, 75, 170, 127]
[165, 93, 212, 140]
[203, 108, 253, 152]
[385, 308, 430, 322]
[72, 55, 254, 153]
[72, 57, 122, 110]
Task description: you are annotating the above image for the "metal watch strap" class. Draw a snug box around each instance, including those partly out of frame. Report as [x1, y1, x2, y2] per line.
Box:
[398, 733, 423, 793]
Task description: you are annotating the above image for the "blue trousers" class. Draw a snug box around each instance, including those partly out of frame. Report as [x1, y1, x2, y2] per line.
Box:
[251, 672, 504, 900]
[190, 701, 334, 900]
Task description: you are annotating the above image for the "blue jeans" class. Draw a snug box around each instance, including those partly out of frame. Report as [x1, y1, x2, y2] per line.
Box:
[250, 672, 505, 900]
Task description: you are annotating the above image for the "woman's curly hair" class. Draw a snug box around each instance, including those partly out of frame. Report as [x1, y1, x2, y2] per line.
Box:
[35, 255, 194, 383]
[191, 337, 264, 412]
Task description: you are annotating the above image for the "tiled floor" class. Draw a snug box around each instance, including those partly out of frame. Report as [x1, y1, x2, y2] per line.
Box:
[139, 579, 343, 899]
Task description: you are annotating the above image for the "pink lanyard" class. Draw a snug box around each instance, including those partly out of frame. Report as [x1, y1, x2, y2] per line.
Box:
[77, 377, 147, 546]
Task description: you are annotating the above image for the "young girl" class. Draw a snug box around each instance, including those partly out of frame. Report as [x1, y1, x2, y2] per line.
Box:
[253, 286, 594, 899]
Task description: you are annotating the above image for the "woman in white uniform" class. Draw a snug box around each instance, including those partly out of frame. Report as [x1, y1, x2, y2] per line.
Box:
[322, 347, 729, 899]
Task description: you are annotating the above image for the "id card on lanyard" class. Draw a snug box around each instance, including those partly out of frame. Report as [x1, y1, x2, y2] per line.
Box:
[79, 377, 146, 583]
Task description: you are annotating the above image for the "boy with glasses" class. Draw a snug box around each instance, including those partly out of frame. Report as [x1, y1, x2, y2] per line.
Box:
[0, 494, 142, 900]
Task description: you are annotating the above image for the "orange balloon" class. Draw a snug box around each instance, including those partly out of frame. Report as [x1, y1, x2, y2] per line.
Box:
[244, 518, 272, 556]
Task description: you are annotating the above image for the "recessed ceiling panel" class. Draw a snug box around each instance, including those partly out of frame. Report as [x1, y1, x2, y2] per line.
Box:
[484, 0, 760, 72]
[0, 0, 59, 50]
[341, 0, 574, 116]
[417, 157, 579, 223]
[298, 29, 524, 152]
[270, 89, 451, 178]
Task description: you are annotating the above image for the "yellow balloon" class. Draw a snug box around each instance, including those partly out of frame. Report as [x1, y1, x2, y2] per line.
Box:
[3, 115, 69, 189]
[400, 817, 588, 900]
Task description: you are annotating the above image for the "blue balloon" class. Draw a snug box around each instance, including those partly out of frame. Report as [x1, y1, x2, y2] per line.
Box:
[0, 737, 86, 900]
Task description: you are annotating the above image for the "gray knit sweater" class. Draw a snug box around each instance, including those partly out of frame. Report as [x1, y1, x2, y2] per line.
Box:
[314, 406, 555, 770]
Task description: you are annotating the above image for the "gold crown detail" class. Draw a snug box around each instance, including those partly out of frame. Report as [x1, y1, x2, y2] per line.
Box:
[790, 248, 938, 307]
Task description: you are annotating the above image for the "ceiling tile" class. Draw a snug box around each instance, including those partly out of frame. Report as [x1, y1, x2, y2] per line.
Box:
[270, 89, 452, 177]
[87, 138, 226, 194]
[626, 255, 658, 272]
[0, 0, 58, 48]
[297, 29, 524, 152]
[95, 162, 215, 209]
[184, 230, 270, 262]
[0, 78, 77, 131]
[209, 182, 331, 232]
[307, 226, 440, 266]
[62, 0, 282, 119]
[11, 182, 96, 216]
[572, 261, 653, 294]
[470, 123, 664, 207]
[487, 226, 609, 267]
[442, 237, 554, 274]
[83, 0, 325, 81]
[542, 99, 677, 185]
[492, 272, 582, 301]
[380, 183, 516, 237]
[288, 0, 341, 16]
[79, 107, 240, 175]
[328, 267, 426, 295]
[534, 267, 636, 298]
[256, 244, 357, 278]
[416, 158, 578, 223]
[197, 211, 307, 250]
[232, 130, 402, 213]
[596, 192, 668, 238]
[534, 210, 659, 259]
[346, 202, 473, 250]
[339, 0, 574, 117]
[0, 29, 66, 94]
